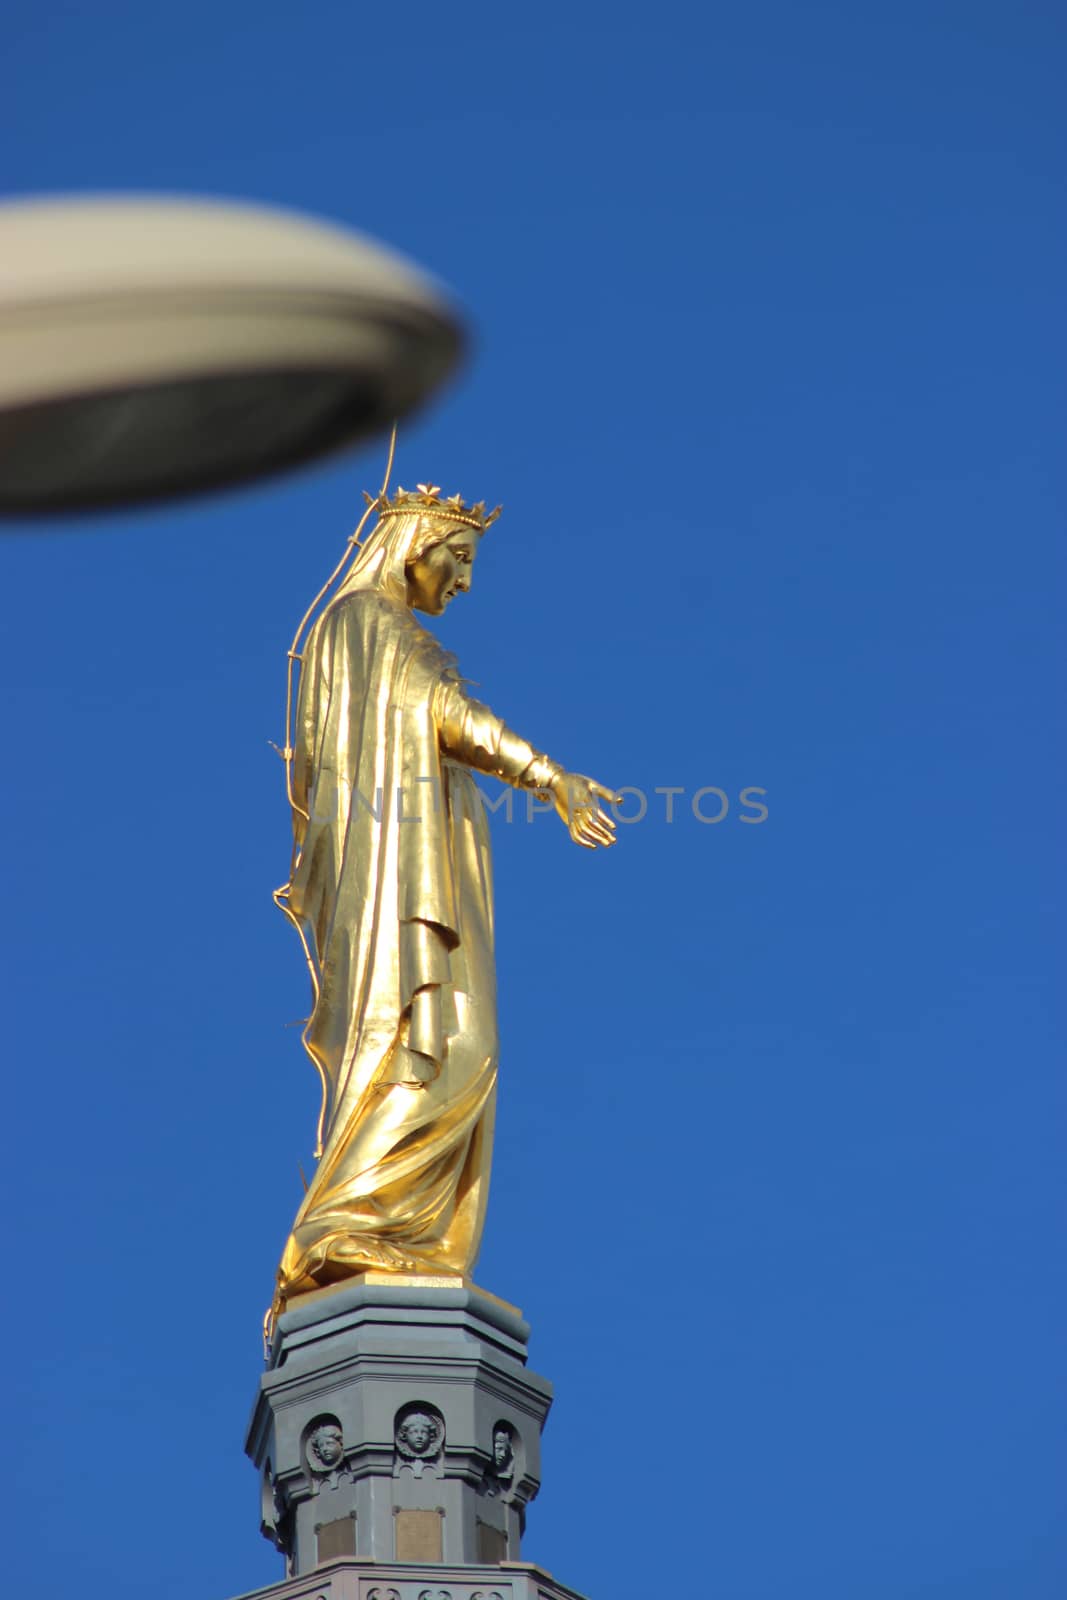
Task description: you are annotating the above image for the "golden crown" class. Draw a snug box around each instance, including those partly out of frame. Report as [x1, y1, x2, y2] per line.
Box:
[364, 482, 502, 533]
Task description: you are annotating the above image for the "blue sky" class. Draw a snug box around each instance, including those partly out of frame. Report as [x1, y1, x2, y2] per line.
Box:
[1, 4, 1063, 1598]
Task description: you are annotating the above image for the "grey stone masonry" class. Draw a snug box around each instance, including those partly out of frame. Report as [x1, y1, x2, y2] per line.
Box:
[228, 1556, 589, 1600]
[244, 1279, 568, 1587]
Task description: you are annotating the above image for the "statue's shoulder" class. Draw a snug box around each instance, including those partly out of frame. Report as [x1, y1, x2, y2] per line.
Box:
[323, 588, 403, 631]
[317, 591, 431, 669]
[328, 587, 377, 616]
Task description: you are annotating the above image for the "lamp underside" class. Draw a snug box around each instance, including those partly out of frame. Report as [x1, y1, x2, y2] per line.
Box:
[0, 367, 411, 514]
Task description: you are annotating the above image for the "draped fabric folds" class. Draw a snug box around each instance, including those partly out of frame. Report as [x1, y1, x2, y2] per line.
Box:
[277, 577, 526, 1298]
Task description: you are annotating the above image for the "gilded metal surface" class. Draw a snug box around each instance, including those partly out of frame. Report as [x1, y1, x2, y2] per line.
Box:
[273, 481, 618, 1309]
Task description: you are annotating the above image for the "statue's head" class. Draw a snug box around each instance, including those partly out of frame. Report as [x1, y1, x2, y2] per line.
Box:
[492, 1424, 514, 1471]
[398, 487, 500, 616]
[342, 483, 501, 616]
[308, 1422, 344, 1468]
[398, 1411, 436, 1454]
[406, 517, 483, 616]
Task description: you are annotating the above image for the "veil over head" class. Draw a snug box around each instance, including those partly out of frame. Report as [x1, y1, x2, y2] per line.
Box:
[332, 510, 467, 608]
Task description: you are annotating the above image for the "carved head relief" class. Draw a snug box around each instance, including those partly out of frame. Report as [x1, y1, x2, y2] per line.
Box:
[483, 1420, 520, 1502]
[399, 1412, 435, 1454]
[307, 1420, 344, 1472]
[396, 1408, 441, 1456]
[492, 1424, 514, 1473]
[394, 1403, 445, 1476]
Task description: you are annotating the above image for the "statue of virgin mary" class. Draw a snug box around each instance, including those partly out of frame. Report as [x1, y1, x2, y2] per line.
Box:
[274, 484, 617, 1306]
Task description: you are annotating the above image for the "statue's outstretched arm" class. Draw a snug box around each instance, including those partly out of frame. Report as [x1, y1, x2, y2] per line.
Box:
[436, 678, 619, 850]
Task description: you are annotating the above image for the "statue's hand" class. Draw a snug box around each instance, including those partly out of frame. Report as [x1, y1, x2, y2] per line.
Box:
[549, 772, 621, 850]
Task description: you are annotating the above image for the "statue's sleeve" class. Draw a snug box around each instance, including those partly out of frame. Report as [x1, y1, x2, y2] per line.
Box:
[435, 676, 562, 790]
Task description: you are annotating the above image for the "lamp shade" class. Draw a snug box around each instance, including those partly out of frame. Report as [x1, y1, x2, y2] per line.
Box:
[0, 197, 464, 515]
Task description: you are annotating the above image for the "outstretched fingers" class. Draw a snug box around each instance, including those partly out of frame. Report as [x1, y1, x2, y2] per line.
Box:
[559, 774, 622, 848]
[573, 808, 616, 848]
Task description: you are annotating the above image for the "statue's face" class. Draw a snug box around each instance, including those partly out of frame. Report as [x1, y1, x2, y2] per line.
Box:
[312, 1425, 343, 1466]
[493, 1428, 512, 1468]
[404, 1417, 433, 1452]
[406, 524, 480, 615]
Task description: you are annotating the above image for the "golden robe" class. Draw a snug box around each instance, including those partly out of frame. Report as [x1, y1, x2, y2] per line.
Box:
[278, 583, 547, 1298]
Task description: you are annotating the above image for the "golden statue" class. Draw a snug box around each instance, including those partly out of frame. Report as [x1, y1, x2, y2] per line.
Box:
[273, 477, 618, 1309]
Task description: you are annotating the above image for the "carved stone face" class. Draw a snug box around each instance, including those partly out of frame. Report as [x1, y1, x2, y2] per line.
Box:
[401, 1415, 434, 1454]
[406, 524, 480, 615]
[309, 1424, 343, 1467]
[493, 1427, 513, 1470]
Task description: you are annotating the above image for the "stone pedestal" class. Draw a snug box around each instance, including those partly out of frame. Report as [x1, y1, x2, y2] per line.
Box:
[229, 1557, 588, 1600]
[239, 1278, 584, 1598]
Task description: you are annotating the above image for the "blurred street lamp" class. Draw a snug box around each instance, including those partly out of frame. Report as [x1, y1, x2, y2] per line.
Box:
[0, 197, 463, 516]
